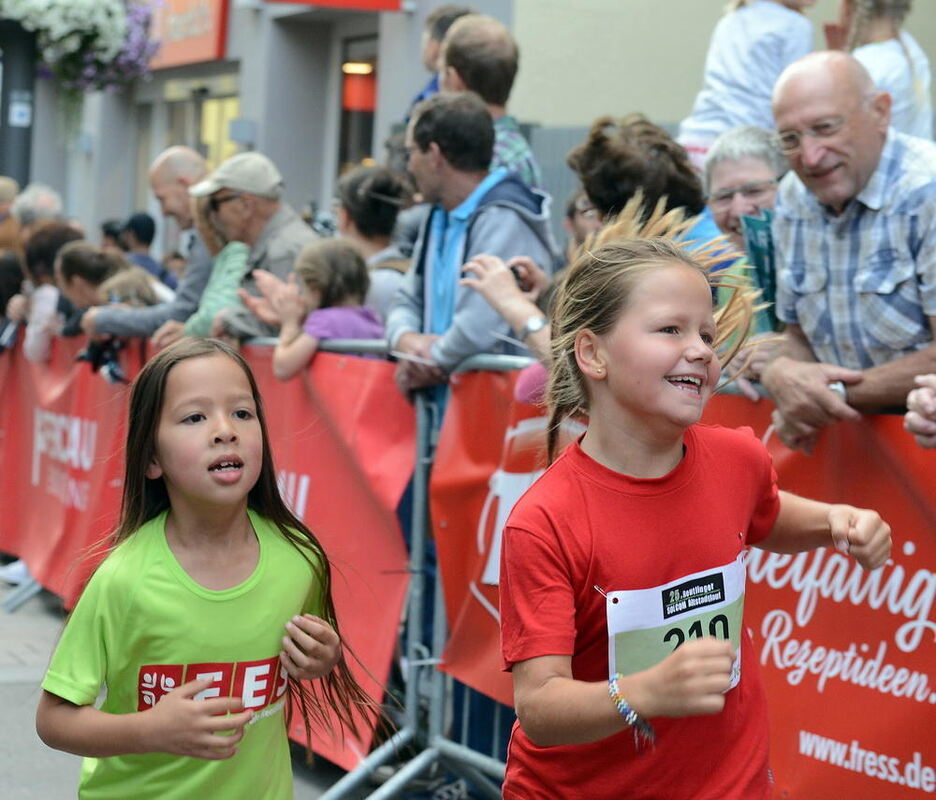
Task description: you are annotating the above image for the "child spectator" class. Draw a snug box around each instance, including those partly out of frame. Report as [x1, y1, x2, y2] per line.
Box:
[16, 221, 82, 362]
[498, 203, 891, 799]
[272, 239, 383, 381]
[98, 268, 161, 308]
[678, 0, 815, 171]
[54, 242, 159, 335]
[335, 165, 411, 322]
[36, 338, 375, 798]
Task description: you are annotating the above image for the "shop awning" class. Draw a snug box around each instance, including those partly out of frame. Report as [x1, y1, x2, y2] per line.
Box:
[264, 0, 403, 9]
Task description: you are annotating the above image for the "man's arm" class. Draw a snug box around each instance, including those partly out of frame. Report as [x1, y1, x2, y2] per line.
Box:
[845, 320, 936, 410]
[385, 250, 426, 349]
[87, 236, 213, 338]
[430, 210, 555, 370]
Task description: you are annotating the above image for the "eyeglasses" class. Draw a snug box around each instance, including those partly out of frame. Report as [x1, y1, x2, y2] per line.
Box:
[708, 179, 779, 209]
[775, 117, 846, 155]
[573, 195, 598, 215]
[209, 193, 242, 213]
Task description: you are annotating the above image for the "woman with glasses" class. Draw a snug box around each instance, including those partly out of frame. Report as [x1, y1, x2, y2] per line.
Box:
[704, 126, 789, 398]
[704, 126, 787, 253]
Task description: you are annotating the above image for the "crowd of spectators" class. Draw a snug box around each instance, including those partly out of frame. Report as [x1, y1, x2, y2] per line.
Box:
[1, 0, 934, 457]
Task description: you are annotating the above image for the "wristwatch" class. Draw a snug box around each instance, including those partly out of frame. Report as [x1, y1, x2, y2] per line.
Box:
[516, 314, 548, 341]
[827, 380, 848, 401]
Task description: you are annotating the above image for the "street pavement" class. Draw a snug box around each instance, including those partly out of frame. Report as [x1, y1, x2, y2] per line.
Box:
[0, 580, 364, 799]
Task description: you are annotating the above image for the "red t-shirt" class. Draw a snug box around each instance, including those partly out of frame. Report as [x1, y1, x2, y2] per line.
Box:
[500, 424, 781, 800]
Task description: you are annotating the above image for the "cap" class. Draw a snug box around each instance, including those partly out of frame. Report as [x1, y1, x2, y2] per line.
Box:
[189, 152, 283, 199]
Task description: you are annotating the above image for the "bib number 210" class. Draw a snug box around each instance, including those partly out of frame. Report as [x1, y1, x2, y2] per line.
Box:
[663, 614, 730, 651]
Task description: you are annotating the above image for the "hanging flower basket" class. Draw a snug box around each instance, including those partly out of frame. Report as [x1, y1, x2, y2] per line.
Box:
[0, 0, 159, 93]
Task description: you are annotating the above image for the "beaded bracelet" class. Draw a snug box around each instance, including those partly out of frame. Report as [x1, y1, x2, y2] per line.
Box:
[608, 672, 656, 747]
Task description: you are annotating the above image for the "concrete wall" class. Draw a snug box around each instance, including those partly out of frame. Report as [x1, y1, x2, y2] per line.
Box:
[510, 0, 936, 129]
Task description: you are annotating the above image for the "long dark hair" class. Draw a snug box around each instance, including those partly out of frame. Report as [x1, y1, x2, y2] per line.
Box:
[114, 337, 378, 746]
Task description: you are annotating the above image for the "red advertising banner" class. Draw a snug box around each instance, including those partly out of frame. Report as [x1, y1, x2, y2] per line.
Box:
[0, 340, 414, 772]
[0, 337, 138, 600]
[431, 372, 936, 798]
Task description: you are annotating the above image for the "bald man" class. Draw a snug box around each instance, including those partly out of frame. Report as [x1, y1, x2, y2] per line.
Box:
[760, 51, 936, 453]
[81, 146, 214, 342]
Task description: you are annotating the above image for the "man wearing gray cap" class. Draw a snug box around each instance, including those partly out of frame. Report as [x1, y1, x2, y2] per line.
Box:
[189, 151, 316, 340]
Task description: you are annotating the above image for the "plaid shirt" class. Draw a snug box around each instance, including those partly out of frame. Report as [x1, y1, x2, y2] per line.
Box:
[492, 115, 542, 189]
[773, 129, 936, 369]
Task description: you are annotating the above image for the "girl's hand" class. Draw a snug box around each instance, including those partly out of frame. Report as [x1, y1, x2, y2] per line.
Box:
[637, 638, 734, 718]
[141, 678, 253, 760]
[507, 255, 550, 297]
[269, 274, 307, 325]
[461, 254, 549, 327]
[280, 614, 342, 680]
[828, 505, 892, 570]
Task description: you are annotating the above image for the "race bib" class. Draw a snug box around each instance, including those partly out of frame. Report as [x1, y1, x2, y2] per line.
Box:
[606, 552, 747, 691]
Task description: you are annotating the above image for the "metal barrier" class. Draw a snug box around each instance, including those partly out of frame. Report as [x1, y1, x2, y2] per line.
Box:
[319, 347, 537, 799]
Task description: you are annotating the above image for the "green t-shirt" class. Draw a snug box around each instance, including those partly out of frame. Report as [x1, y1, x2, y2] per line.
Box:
[42, 509, 322, 800]
[183, 241, 250, 337]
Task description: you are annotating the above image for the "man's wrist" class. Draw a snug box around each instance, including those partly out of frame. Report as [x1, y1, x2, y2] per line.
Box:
[515, 314, 548, 341]
[827, 380, 848, 402]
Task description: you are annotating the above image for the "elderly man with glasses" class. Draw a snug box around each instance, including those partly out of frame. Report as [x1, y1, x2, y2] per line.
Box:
[758, 50, 936, 453]
[189, 151, 317, 341]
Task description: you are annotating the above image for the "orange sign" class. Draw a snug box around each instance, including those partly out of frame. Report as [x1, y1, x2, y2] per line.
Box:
[148, 0, 229, 70]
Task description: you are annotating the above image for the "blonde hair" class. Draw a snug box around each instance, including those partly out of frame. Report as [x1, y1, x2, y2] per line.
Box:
[546, 195, 760, 461]
[97, 265, 159, 306]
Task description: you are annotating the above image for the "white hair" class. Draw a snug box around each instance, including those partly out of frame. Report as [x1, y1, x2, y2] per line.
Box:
[703, 126, 788, 194]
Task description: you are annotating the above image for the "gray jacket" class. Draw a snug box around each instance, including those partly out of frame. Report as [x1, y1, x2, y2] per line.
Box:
[93, 233, 212, 338]
[386, 173, 558, 370]
[221, 203, 318, 340]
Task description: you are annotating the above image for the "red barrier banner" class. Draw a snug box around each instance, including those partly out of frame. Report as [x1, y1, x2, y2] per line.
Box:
[245, 347, 414, 768]
[0, 341, 415, 772]
[431, 372, 936, 798]
[0, 337, 138, 600]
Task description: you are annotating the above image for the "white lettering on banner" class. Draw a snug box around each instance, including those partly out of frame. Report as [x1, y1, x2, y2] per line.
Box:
[31, 407, 98, 487]
[748, 545, 936, 653]
[45, 464, 90, 511]
[799, 730, 936, 792]
[760, 610, 934, 703]
[164, 2, 212, 44]
[277, 471, 310, 520]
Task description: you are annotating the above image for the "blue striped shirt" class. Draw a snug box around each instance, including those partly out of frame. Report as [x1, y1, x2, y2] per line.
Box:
[772, 129, 936, 369]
